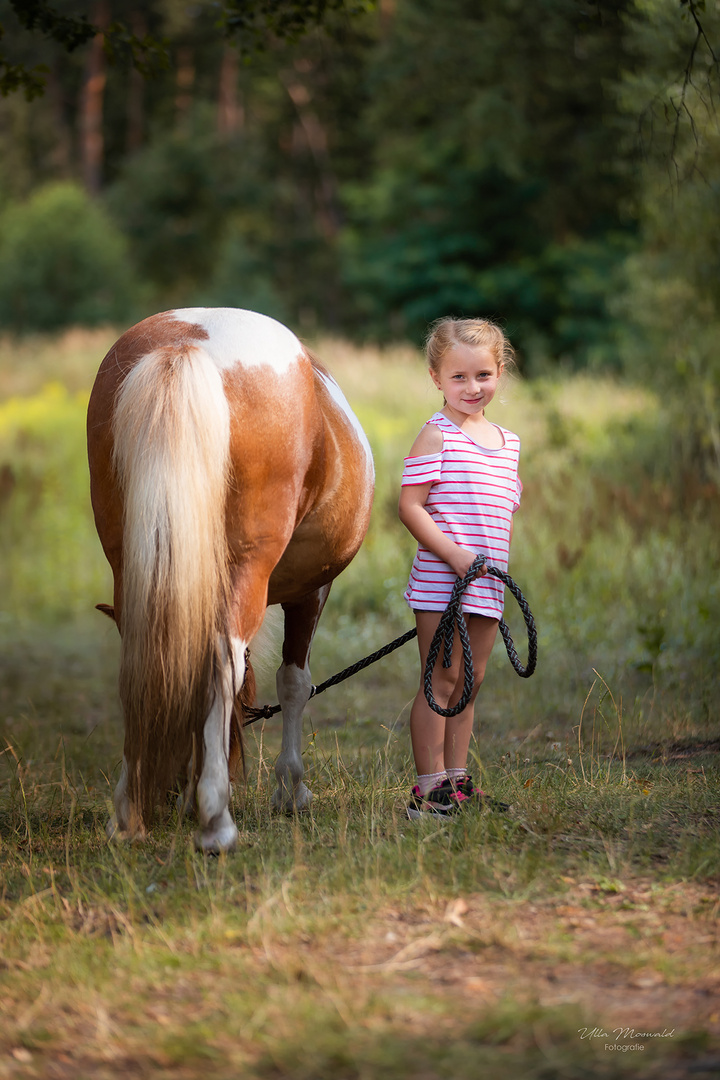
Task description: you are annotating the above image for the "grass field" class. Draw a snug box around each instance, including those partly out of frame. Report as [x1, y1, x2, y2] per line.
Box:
[0, 327, 718, 1079]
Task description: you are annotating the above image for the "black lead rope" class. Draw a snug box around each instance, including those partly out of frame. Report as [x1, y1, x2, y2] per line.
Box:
[242, 629, 418, 725]
[242, 555, 536, 726]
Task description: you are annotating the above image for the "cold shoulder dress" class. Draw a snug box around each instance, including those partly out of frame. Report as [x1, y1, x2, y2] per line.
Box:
[401, 412, 522, 619]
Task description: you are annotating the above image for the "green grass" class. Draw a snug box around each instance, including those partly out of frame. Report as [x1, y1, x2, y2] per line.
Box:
[0, 329, 719, 1078]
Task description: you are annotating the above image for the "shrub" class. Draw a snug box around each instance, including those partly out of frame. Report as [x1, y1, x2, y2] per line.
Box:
[0, 182, 141, 332]
[106, 117, 243, 298]
[200, 221, 289, 323]
[0, 383, 110, 622]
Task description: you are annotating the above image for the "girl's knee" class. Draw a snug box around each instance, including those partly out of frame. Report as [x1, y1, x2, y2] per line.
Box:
[423, 660, 486, 709]
[424, 672, 456, 708]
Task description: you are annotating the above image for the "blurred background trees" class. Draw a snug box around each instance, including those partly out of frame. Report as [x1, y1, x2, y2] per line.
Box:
[0, 0, 718, 477]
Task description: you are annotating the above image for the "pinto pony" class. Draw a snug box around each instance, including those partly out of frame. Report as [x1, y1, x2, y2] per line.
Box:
[87, 308, 374, 852]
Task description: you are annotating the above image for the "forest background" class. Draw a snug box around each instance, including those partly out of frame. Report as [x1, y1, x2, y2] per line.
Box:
[0, 0, 718, 486]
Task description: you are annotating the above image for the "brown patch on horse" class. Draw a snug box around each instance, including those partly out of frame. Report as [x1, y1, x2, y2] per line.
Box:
[266, 349, 374, 606]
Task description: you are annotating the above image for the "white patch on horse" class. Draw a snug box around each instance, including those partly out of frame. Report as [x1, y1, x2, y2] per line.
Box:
[106, 755, 129, 839]
[317, 370, 375, 479]
[194, 636, 246, 853]
[170, 308, 303, 374]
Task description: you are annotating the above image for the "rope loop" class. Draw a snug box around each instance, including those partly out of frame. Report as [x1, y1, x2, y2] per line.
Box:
[422, 555, 537, 717]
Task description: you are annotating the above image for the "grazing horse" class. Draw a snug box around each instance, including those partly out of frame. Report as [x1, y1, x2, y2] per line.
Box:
[86, 308, 374, 852]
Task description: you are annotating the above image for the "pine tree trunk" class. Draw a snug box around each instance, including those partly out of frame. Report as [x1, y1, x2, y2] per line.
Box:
[80, 0, 109, 194]
[47, 62, 72, 176]
[281, 61, 341, 241]
[126, 10, 146, 153]
[176, 47, 195, 122]
[218, 46, 243, 135]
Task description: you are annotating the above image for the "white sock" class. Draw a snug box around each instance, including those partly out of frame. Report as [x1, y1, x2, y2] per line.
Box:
[416, 771, 447, 796]
[446, 768, 467, 787]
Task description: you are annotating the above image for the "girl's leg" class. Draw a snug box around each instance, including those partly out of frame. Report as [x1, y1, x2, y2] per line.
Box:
[409, 611, 453, 779]
[443, 614, 498, 772]
[409, 611, 498, 778]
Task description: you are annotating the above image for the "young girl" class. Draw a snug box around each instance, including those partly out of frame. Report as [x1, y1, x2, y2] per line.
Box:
[398, 317, 521, 819]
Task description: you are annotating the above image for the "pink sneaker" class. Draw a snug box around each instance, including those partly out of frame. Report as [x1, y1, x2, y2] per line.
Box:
[406, 779, 470, 820]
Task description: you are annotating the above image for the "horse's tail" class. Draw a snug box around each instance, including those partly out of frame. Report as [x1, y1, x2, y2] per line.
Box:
[112, 344, 231, 825]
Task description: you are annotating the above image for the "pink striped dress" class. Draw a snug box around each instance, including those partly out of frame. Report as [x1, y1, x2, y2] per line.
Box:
[402, 412, 522, 618]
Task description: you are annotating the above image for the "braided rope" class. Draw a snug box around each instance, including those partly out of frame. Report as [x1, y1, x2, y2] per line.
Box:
[422, 554, 537, 717]
[242, 556, 536, 726]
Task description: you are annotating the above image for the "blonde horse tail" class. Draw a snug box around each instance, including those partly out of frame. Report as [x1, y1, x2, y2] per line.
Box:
[112, 345, 231, 826]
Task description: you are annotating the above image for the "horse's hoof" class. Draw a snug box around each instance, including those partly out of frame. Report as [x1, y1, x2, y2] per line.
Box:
[271, 783, 314, 814]
[106, 815, 145, 843]
[194, 817, 239, 854]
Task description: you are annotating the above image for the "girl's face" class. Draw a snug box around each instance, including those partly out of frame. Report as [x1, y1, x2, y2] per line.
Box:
[430, 343, 502, 420]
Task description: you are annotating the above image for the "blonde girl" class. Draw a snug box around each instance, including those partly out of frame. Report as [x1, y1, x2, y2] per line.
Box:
[398, 317, 521, 818]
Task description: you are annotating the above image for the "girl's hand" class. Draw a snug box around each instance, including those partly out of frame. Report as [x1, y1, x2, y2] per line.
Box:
[451, 547, 488, 580]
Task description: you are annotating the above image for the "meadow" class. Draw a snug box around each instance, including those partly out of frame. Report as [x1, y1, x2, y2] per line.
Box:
[0, 327, 718, 1080]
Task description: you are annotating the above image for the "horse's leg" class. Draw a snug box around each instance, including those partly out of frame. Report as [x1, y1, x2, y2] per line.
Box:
[107, 755, 146, 841]
[103, 575, 148, 842]
[106, 756, 129, 839]
[272, 584, 331, 813]
[194, 557, 272, 851]
[176, 750, 196, 820]
[193, 637, 246, 853]
[181, 656, 249, 820]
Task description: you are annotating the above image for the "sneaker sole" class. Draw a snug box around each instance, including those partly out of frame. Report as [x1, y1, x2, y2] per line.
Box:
[406, 805, 455, 820]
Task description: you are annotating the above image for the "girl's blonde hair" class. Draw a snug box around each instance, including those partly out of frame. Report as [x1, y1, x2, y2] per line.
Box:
[425, 317, 516, 375]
